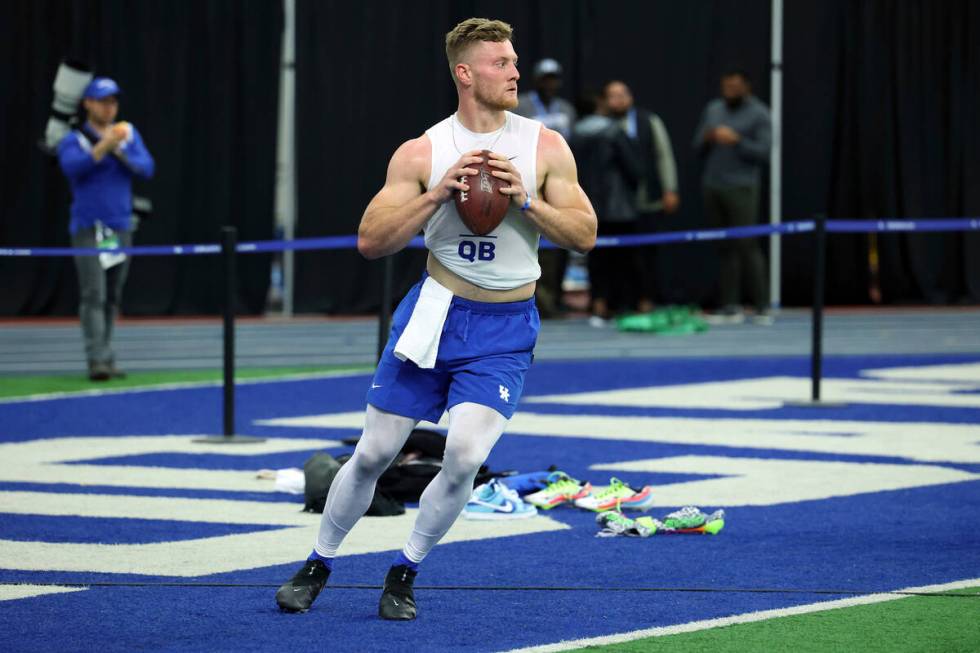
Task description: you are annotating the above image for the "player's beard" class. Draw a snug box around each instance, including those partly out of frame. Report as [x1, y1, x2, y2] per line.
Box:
[475, 82, 518, 112]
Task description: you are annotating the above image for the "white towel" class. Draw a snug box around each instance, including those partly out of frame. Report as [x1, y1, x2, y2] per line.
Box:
[394, 277, 454, 369]
[273, 468, 306, 495]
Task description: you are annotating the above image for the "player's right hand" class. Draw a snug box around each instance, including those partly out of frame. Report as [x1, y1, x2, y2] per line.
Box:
[427, 150, 484, 204]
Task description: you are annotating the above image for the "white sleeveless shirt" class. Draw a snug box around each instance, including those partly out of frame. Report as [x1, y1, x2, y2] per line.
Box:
[424, 111, 542, 290]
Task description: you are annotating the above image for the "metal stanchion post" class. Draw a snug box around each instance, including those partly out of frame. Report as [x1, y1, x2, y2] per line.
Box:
[377, 255, 394, 363]
[785, 214, 845, 408]
[195, 227, 265, 444]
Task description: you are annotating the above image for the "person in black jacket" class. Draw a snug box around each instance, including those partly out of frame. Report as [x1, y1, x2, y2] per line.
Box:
[569, 92, 644, 326]
[604, 80, 680, 309]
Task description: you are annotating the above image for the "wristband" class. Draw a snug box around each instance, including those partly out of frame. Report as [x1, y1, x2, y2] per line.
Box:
[520, 192, 532, 212]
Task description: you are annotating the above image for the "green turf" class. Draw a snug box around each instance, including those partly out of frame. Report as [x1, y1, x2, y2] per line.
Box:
[569, 586, 980, 653]
[0, 366, 372, 399]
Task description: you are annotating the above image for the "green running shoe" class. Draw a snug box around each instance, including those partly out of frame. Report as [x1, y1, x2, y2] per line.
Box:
[660, 507, 726, 534]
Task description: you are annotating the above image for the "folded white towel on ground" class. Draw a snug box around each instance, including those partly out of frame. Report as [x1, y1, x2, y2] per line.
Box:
[394, 276, 454, 369]
[273, 468, 305, 494]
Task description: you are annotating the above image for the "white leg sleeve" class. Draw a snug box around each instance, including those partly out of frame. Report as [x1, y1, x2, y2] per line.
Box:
[402, 402, 507, 563]
[313, 404, 417, 557]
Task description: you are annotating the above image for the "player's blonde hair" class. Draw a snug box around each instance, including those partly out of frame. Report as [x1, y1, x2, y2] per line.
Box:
[445, 18, 514, 71]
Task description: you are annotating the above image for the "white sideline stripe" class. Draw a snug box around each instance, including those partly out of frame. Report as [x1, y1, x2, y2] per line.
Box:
[862, 361, 980, 383]
[0, 435, 343, 492]
[0, 492, 315, 525]
[502, 577, 980, 653]
[261, 411, 980, 464]
[0, 510, 568, 576]
[589, 455, 978, 506]
[0, 584, 87, 602]
[525, 375, 980, 410]
[0, 368, 371, 405]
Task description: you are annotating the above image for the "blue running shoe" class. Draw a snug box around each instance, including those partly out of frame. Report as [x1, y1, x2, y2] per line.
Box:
[463, 479, 538, 520]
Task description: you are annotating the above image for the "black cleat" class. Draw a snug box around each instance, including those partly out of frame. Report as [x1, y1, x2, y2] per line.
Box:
[378, 565, 418, 620]
[275, 559, 330, 612]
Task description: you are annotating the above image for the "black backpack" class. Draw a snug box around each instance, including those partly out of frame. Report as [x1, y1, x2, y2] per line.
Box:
[302, 452, 406, 517]
[302, 429, 507, 515]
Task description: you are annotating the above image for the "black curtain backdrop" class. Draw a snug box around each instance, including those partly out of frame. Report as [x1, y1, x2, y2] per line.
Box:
[293, 0, 776, 313]
[827, 0, 980, 304]
[294, 0, 980, 312]
[2, 1, 977, 317]
[0, 0, 282, 316]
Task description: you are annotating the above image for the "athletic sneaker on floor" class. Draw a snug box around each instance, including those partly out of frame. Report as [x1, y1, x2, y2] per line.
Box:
[751, 310, 775, 326]
[275, 558, 330, 612]
[463, 479, 538, 520]
[661, 506, 726, 532]
[379, 564, 418, 620]
[574, 477, 655, 512]
[704, 306, 746, 325]
[595, 510, 656, 537]
[523, 471, 592, 509]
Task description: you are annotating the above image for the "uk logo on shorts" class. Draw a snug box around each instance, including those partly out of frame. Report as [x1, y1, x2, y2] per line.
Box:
[499, 385, 510, 402]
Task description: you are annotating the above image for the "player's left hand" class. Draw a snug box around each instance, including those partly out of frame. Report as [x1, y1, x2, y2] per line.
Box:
[486, 152, 528, 209]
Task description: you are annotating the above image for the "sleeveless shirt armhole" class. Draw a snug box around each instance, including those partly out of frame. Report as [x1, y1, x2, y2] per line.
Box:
[528, 120, 542, 200]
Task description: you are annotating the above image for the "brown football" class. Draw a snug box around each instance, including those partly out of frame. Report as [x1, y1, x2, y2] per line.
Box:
[454, 150, 511, 236]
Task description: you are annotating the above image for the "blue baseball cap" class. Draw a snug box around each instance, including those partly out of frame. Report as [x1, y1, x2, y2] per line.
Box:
[84, 77, 122, 99]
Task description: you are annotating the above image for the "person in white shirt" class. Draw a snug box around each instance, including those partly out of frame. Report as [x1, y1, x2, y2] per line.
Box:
[274, 17, 596, 621]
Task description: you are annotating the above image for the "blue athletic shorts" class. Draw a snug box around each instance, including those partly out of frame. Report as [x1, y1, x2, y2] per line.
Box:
[367, 275, 540, 422]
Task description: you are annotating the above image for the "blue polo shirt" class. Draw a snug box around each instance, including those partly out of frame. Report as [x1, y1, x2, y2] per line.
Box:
[57, 123, 155, 234]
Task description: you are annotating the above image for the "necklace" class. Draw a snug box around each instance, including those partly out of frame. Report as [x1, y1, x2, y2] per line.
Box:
[451, 113, 508, 154]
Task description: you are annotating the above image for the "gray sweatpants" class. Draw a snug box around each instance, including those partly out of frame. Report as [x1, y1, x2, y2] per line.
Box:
[71, 227, 133, 365]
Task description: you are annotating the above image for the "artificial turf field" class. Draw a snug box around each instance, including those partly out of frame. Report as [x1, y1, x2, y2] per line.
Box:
[1, 355, 978, 652]
[567, 584, 980, 652]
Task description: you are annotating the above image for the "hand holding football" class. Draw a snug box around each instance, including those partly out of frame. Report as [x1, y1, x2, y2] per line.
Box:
[454, 149, 510, 236]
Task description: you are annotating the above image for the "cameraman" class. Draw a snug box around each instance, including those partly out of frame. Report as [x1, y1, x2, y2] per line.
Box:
[57, 77, 154, 381]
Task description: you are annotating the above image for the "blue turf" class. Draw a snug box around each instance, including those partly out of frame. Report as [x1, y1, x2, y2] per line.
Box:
[1, 354, 979, 652]
[62, 452, 326, 470]
[3, 353, 979, 443]
[0, 585, 856, 653]
[0, 514, 283, 544]
[0, 481, 304, 504]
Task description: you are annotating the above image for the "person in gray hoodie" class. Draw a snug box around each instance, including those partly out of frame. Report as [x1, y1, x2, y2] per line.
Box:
[693, 69, 772, 323]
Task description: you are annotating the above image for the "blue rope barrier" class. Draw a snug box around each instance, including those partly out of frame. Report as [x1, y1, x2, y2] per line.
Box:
[569, 220, 816, 250]
[825, 218, 980, 233]
[0, 235, 360, 258]
[2, 218, 977, 258]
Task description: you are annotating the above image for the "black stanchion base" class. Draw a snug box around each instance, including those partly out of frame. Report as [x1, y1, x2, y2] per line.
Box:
[192, 435, 267, 444]
[783, 400, 848, 408]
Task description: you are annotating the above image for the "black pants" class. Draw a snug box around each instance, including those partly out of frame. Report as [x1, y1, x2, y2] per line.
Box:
[588, 220, 647, 312]
[534, 248, 568, 318]
[703, 185, 768, 312]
